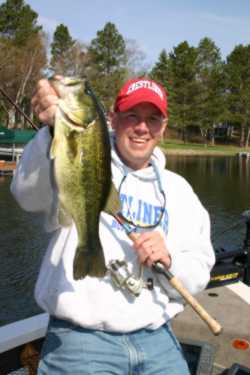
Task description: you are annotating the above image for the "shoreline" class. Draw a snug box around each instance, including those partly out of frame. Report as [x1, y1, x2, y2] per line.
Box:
[160, 147, 250, 157]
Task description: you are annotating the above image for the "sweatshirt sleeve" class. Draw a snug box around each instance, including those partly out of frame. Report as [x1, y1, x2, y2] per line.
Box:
[156, 174, 215, 300]
[10, 126, 58, 230]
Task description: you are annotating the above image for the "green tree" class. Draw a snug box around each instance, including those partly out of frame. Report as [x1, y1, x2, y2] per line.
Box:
[88, 22, 127, 109]
[150, 49, 173, 122]
[196, 37, 225, 145]
[0, 0, 41, 46]
[50, 24, 75, 75]
[169, 41, 199, 142]
[150, 50, 171, 88]
[225, 44, 250, 147]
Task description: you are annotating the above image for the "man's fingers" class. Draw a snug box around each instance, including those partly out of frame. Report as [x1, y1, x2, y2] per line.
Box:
[146, 250, 162, 268]
[37, 105, 58, 125]
[32, 79, 59, 106]
[134, 236, 159, 251]
[133, 231, 171, 269]
[32, 94, 58, 111]
[31, 78, 59, 126]
[53, 74, 63, 81]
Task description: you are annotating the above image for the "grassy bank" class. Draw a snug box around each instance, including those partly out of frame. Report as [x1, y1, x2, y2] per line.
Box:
[160, 139, 250, 156]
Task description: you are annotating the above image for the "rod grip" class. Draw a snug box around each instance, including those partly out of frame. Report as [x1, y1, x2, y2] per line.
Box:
[152, 261, 222, 335]
[169, 274, 222, 335]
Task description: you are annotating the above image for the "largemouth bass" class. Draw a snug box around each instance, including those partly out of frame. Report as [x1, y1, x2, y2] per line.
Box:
[50, 76, 120, 280]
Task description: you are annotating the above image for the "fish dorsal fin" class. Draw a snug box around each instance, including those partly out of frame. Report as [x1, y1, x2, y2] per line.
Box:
[103, 182, 121, 217]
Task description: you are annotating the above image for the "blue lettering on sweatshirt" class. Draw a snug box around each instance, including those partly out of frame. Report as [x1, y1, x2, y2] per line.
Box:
[111, 193, 168, 233]
[143, 202, 152, 224]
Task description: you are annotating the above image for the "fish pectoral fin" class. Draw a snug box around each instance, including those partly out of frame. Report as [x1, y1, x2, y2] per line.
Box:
[73, 246, 106, 280]
[58, 204, 72, 226]
[50, 136, 58, 159]
[103, 183, 121, 217]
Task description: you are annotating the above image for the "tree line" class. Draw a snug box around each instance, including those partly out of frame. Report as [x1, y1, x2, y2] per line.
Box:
[0, 0, 249, 147]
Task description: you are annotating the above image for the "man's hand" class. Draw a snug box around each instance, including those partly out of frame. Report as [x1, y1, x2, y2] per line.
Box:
[31, 78, 60, 126]
[133, 231, 172, 269]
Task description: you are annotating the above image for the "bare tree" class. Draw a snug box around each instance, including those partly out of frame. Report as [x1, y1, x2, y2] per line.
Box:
[50, 40, 89, 77]
[125, 38, 150, 77]
[0, 32, 47, 128]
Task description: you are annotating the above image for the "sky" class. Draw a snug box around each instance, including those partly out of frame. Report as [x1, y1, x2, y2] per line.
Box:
[7, 0, 250, 67]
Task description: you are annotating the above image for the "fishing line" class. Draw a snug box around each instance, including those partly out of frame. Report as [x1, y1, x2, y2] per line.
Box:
[84, 80, 107, 127]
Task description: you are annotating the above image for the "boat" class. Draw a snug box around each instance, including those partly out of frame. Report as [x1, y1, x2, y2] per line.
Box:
[0, 126, 36, 163]
[0, 160, 16, 175]
[0, 211, 250, 375]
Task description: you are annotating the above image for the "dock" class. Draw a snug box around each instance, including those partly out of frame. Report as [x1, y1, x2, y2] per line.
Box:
[0, 145, 22, 175]
[238, 152, 250, 158]
[0, 146, 23, 162]
[0, 160, 16, 175]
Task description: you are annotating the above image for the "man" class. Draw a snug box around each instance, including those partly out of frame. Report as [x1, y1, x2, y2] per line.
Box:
[11, 77, 215, 375]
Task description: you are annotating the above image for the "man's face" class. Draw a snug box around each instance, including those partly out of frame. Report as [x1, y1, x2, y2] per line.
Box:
[111, 102, 167, 170]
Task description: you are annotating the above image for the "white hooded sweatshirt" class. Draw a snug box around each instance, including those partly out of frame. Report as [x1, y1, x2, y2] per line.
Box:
[11, 126, 215, 332]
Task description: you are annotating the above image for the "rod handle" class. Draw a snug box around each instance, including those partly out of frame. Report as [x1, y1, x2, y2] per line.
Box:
[152, 261, 222, 335]
[169, 274, 222, 335]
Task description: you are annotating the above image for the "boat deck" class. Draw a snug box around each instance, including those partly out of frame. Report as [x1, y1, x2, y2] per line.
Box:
[172, 281, 250, 374]
[0, 282, 249, 374]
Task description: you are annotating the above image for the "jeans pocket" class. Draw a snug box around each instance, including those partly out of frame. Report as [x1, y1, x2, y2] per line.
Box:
[163, 322, 183, 351]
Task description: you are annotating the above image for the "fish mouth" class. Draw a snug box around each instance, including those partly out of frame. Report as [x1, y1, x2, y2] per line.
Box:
[59, 107, 85, 130]
[58, 99, 97, 131]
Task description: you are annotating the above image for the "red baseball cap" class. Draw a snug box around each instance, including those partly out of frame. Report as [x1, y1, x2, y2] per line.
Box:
[114, 78, 167, 117]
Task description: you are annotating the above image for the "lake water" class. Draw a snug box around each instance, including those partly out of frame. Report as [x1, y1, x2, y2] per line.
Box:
[0, 155, 249, 327]
[167, 155, 249, 250]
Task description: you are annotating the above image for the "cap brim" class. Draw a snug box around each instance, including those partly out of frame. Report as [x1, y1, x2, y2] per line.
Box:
[117, 95, 166, 117]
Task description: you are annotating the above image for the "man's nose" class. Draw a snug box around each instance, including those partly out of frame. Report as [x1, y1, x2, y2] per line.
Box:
[134, 118, 149, 132]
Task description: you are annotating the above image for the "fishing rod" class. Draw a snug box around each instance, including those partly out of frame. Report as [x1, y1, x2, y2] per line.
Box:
[114, 213, 222, 336]
[0, 86, 38, 131]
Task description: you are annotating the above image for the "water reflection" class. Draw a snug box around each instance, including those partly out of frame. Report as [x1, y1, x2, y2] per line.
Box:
[0, 176, 51, 326]
[166, 155, 250, 251]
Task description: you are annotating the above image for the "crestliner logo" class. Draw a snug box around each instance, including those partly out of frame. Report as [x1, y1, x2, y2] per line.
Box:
[127, 80, 164, 100]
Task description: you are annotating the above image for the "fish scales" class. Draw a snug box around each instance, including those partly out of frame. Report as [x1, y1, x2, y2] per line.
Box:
[50, 77, 118, 279]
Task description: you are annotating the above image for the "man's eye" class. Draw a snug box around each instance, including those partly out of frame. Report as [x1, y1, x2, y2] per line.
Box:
[149, 116, 161, 124]
[127, 114, 137, 121]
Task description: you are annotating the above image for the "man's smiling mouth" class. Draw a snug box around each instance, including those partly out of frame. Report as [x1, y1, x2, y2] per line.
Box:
[130, 137, 149, 144]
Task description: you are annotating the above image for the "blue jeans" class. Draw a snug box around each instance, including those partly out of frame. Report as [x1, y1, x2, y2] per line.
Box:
[38, 317, 190, 375]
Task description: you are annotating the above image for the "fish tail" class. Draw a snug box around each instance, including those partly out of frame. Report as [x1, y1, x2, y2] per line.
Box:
[73, 246, 106, 280]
